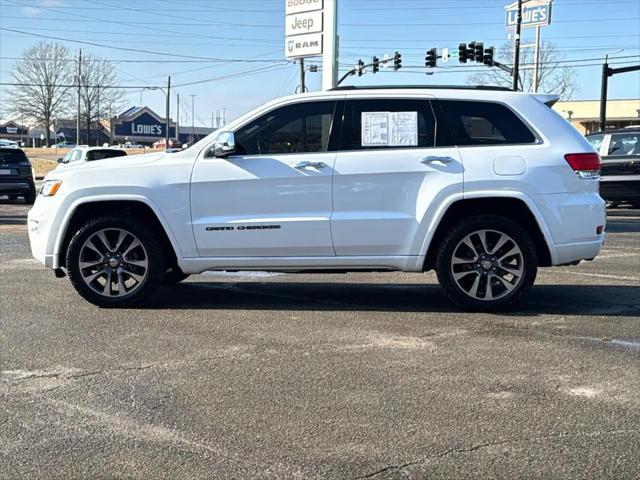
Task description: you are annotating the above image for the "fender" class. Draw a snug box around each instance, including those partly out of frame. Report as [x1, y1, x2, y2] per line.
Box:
[51, 193, 184, 270]
[414, 190, 558, 268]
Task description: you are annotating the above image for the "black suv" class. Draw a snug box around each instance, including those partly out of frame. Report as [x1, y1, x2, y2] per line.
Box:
[586, 127, 640, 208]
[0, 147, 37, 204]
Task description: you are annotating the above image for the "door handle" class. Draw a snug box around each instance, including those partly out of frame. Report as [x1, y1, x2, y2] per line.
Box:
[294, 161, 326, 169]
[420, 155, 455, 165]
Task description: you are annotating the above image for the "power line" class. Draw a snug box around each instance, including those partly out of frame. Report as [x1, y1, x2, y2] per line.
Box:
[0, 28, 290, 63]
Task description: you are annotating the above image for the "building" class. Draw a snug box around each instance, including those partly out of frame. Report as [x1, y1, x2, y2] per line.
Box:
[0, 119, 29, 144]
[553, 99, 640, 134]
[110, 106, 213, 146]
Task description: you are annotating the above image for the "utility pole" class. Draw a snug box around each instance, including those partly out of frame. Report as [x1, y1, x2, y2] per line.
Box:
[299, 58, 306, 93]
[190, 94, 196, 144]
[76, 48, 82, 145]
[222, 108, 226, 127]
[512, 0, 522, 91]
[165, 76, 171, 150]
[176, 93, 180, 145]
[96, 86, 100, 146]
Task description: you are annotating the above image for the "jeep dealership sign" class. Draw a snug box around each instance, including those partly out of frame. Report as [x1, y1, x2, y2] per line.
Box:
[285, 0, 323, 59]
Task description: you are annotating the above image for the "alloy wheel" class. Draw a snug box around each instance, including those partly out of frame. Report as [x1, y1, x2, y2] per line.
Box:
[450, 229, 524, 301]
[78, 228, 149, 297]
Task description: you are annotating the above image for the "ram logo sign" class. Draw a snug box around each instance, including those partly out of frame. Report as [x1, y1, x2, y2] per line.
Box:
[505, 0, 552, 29]
[284, 33, 323, 58]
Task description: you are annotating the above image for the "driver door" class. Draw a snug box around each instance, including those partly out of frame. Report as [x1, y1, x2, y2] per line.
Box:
[190, 99, 341, 257]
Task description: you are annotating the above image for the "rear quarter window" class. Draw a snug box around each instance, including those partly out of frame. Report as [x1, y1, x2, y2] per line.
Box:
[438, 100, 536, 146]
[86, 150, 127, 161]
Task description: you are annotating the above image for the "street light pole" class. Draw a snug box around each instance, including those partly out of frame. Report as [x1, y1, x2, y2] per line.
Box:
[165, 76, 171, 150]
[190, 94, 196, 144]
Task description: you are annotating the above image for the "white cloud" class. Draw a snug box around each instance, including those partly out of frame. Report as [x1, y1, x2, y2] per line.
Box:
[21, 0, 65, 16]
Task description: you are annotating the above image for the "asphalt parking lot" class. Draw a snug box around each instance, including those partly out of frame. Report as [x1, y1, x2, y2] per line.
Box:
[1, 197, 639, 479]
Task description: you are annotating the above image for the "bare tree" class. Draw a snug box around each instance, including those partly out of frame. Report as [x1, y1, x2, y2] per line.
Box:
[468, 41, 577, 100]
[79, 53, 125, 145]
[7, 42, 73, 146]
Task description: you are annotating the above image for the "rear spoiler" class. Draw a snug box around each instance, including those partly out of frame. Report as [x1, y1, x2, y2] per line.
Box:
[532, 93, 560, 107]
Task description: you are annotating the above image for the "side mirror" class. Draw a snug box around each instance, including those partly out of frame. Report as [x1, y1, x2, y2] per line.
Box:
[213, 131, 236, 158]
[57, 157, 64, 163]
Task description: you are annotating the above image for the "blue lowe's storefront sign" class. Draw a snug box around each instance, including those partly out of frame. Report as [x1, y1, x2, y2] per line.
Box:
[113, 110, 175, 138]
[505, 0, 552, 29]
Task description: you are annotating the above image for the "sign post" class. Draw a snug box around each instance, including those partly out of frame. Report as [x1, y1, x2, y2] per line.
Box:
[505, 0, 552, 92]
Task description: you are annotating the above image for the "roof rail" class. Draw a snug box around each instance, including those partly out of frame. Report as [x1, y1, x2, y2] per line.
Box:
[329, 85, 513, 92]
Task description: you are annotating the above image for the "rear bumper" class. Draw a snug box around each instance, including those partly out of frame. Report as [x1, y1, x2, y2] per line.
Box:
[532, 192, 606, 265]
[0, 179, 34, 194]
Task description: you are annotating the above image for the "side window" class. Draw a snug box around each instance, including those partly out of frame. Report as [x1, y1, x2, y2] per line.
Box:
[438, 100, 536, 146]
[69, 150, 82, 162]
[586, 134, 605, 154]
[235, 101, 336, 155]
[340, 99, 436, 150]
[608, 133, 639, 156]
[87, 150, 127, 161]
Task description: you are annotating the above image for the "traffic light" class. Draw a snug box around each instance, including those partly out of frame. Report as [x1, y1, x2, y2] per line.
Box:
[372, 56, 380, 74]
[357, 59, 365, 76]
[425, 48, 437, 68]
[467, 42, 476, 62]
[458, 43, 467, 63]
[483, 47, 494, 66]
[393, 51, 402, 70]
[474, 42, 484, 63]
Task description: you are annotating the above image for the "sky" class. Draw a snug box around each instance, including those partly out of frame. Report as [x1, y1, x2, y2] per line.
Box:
[0, 0, 639, 127]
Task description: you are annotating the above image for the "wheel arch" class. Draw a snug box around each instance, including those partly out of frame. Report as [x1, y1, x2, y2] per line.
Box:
[422, 195, 554, 271]
[55, 197, 180, 269]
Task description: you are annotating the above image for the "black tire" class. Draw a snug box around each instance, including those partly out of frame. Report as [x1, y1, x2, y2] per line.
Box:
[8, 194, 18, 201]
[163, 267, 190, 285]
[435, 215, 538, 312]
[23, 186, 36, 205]
[66, 215, 168, 307]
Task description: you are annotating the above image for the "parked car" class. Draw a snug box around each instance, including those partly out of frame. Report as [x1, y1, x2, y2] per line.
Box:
[56, 146, 127, 169]
[52, 141, 76, 149]
[28, 86, 605, 310]
[0, 147, 36, 203]
[152, 138, 181, 149]
[122, 142, 144, 149]
[0, 139, 20, 149]
[586, 127, 640, 208]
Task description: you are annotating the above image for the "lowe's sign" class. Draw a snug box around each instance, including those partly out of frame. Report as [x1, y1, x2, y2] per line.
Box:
[505, 0, 552, 30]
[113, 110, 175, 138]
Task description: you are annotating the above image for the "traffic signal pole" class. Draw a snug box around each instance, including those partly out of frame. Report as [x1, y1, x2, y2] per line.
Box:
[599, 58, 640, 131]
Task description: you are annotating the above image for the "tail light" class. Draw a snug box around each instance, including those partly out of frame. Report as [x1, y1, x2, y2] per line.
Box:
[564, 153, 601, 179]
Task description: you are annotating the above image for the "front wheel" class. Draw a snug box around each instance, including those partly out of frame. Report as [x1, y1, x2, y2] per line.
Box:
[435, 215, 538, 312]
[66, 216, 168, 307]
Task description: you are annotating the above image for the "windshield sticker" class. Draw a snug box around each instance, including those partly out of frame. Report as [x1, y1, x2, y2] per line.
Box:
[361, 111, 418, 147]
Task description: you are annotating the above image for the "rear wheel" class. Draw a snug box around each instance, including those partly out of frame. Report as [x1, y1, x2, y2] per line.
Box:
[23, 186, 36, 205]
[66, 215, 167, 307]
[435, 215, 538, 312]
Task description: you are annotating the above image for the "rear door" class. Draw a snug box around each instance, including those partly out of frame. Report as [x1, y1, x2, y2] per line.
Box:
[331, 97, 463, 256]
[601, 132, 640, 176]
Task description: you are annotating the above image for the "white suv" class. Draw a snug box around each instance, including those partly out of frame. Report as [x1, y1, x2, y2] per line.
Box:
[28, 86, 605, 311]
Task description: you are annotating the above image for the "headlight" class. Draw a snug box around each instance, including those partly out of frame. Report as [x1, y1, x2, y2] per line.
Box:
[40, 179, 63, 197]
